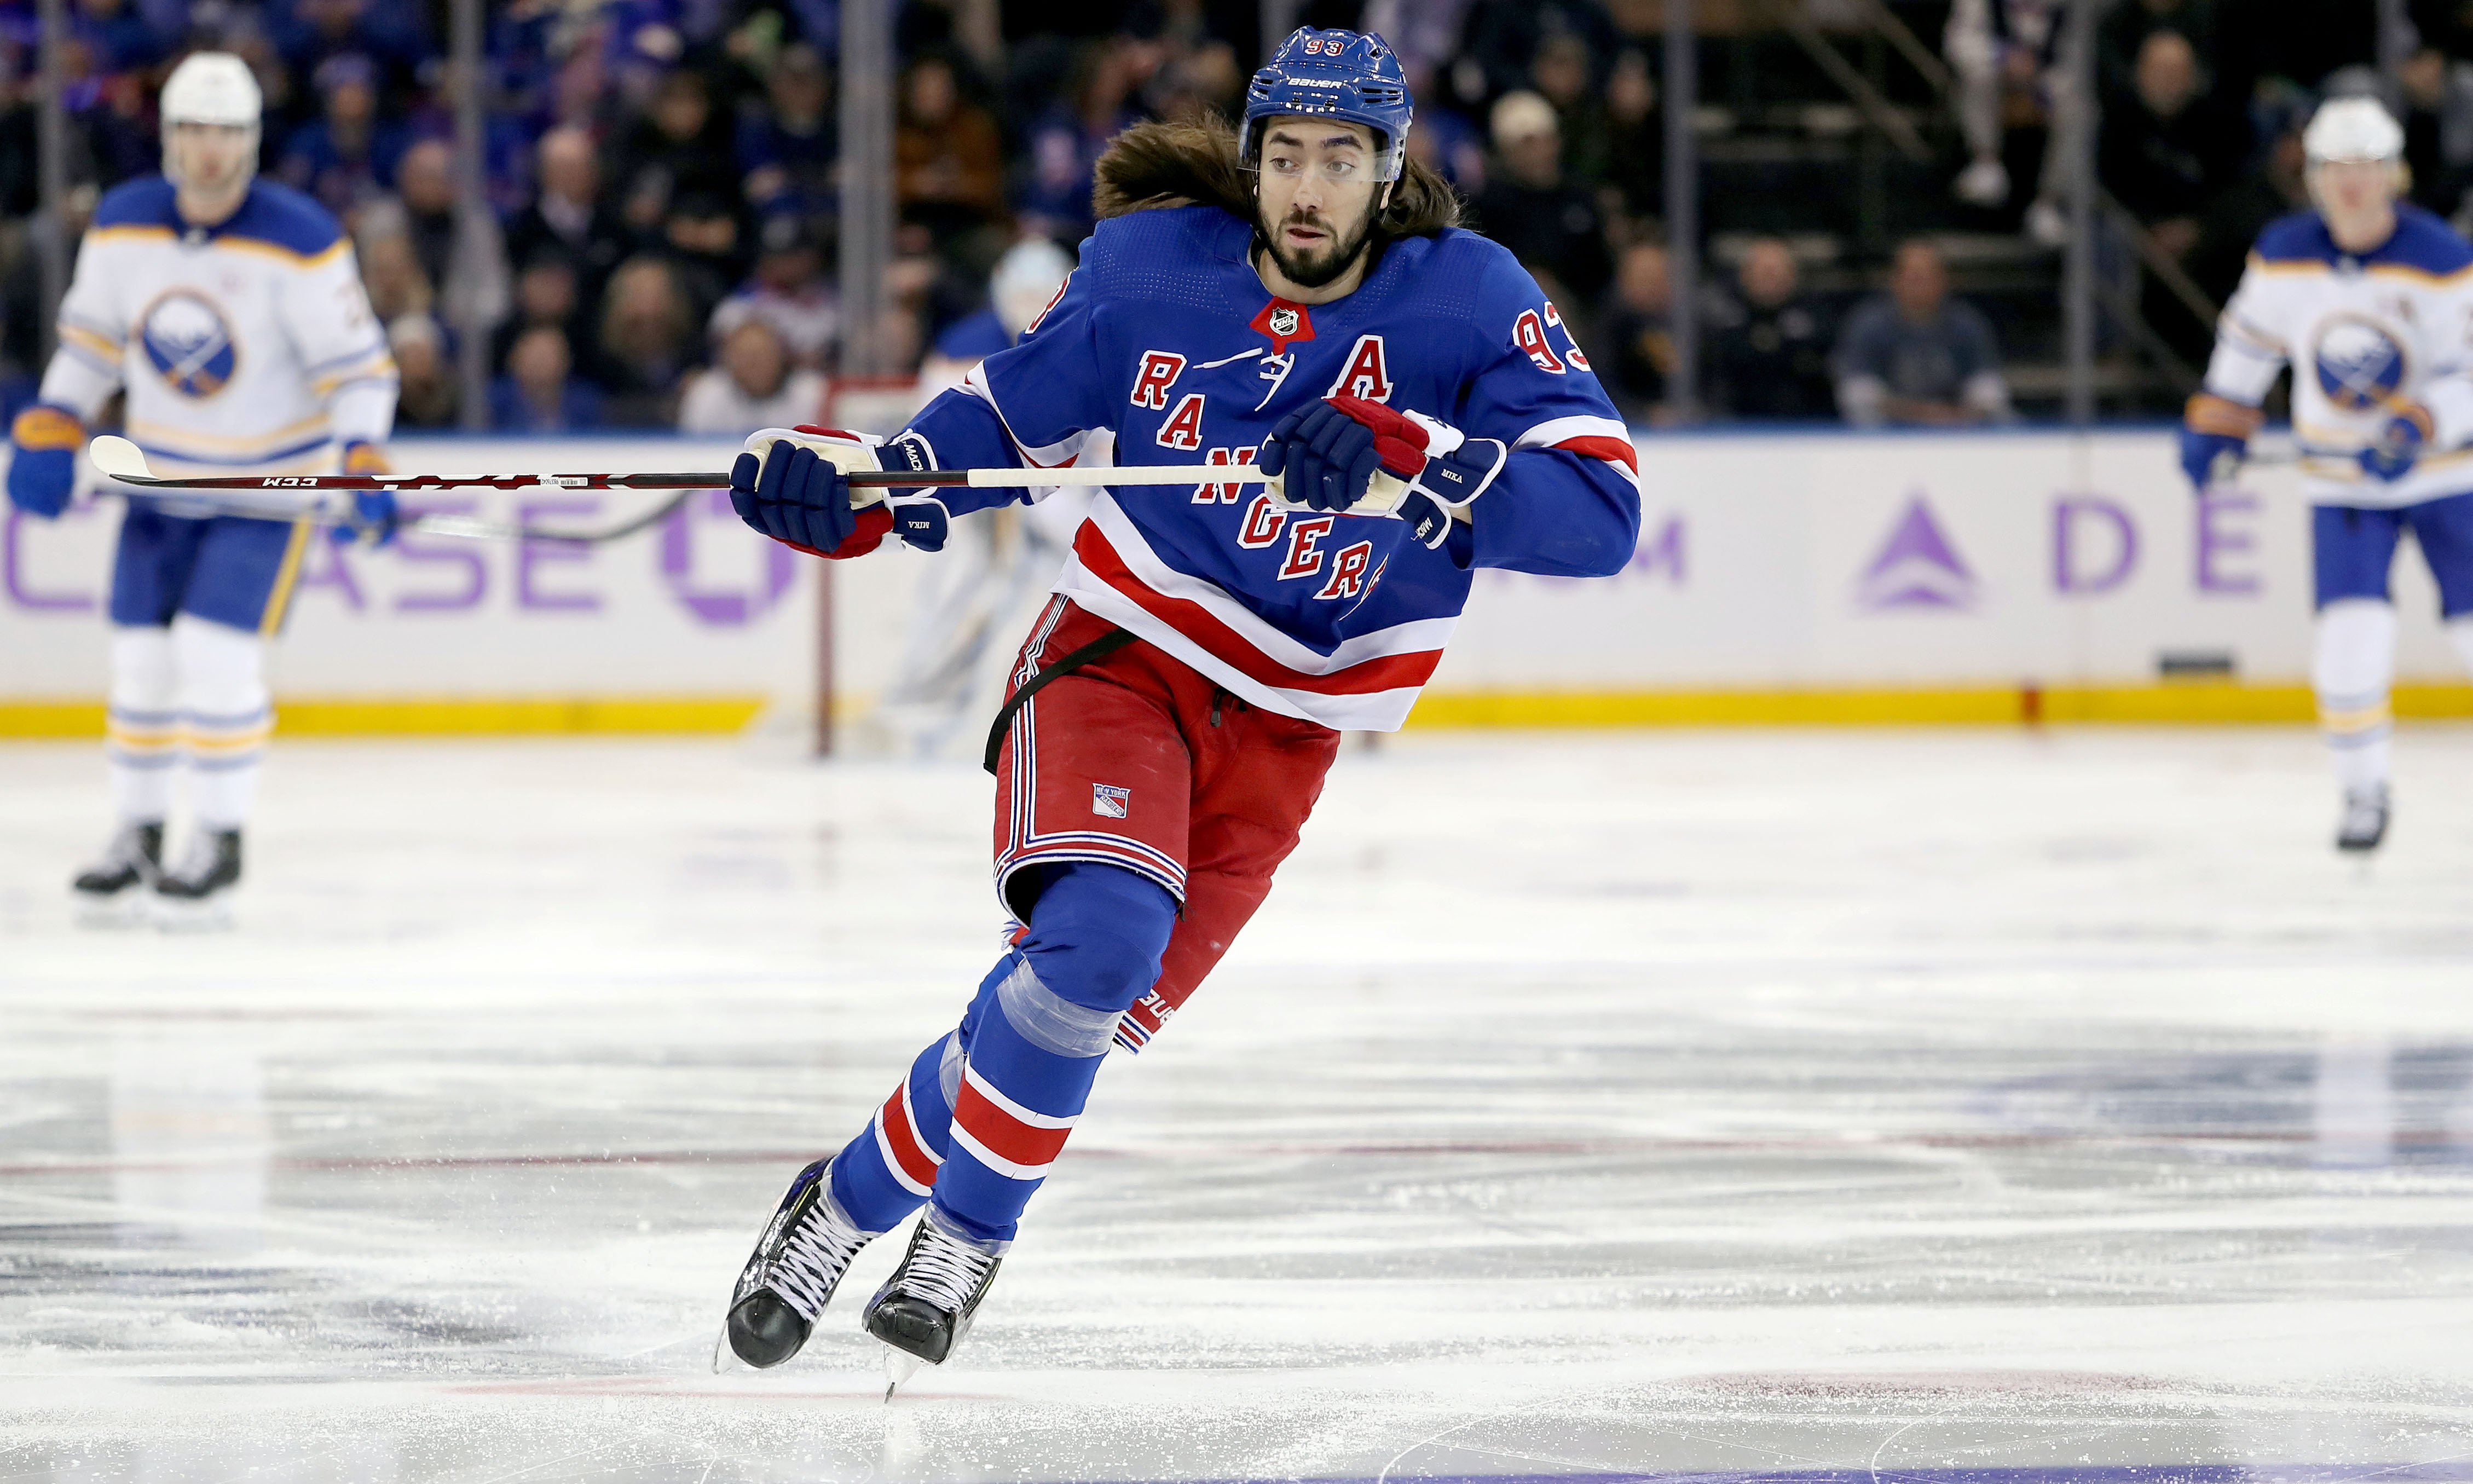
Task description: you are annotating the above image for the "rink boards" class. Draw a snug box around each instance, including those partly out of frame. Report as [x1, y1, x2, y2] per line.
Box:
[3, 428, 2469, 735]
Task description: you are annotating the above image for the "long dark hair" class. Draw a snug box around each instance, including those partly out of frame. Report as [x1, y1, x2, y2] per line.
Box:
[1091, 117, 1461, 238]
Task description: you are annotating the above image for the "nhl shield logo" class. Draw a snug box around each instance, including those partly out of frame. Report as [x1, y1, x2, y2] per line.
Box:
[1268, 305, 1299, 338]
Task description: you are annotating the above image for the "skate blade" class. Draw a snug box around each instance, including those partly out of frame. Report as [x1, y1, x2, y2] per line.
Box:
[882, 1345, 925, 1400]
[73, 894, 149, 930]
[149, 895, 234, 933]
[711, 1323, 746, 1375]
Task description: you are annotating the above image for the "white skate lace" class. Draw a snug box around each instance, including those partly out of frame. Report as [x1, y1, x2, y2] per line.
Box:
[892, 1223, 998, 1314]
[770, 1206, 869, 1321]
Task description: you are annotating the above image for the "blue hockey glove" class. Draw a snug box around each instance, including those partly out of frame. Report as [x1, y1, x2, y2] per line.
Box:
[7, 404, 83, 518]
[2179, 393, 2260, 491]
[1258, 400, 1382, 512]
[329, 443, 400, 546]
[730, 426, 893, 558]
[874, 431, 948, 553]
[1324, 393, 1509, 549]
[2358, 405, 2432, 483]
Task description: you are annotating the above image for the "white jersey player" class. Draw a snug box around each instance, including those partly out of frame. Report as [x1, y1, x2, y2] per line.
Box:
[2180, 98, 2473, 852]
[4, 53, 398, 924]
[874, 238, 1082, 758]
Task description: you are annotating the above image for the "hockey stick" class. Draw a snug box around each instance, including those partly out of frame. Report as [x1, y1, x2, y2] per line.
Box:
[85, 435, 1406, 527]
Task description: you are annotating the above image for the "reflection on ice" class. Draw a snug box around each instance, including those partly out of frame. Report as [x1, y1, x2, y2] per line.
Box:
[4, 730, 2473, 1481]
[110, 1034, 270, 1251]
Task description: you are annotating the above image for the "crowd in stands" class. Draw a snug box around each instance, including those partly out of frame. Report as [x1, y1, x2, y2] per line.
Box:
[0, 0, 2454, 432]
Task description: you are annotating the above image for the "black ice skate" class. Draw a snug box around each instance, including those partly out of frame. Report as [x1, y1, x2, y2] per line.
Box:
[720, 1158, 874, 1370]
[72, 821, 162, 924]
[2337, 787, 2389, 853]
[151, 828, 241, 930]
[864, 1212, 1002, 1385]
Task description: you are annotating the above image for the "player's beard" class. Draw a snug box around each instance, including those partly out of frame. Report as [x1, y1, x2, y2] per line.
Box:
[1253, 201, 1379, 291]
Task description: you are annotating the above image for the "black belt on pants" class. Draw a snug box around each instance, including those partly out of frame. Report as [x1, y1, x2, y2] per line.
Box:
[982, 626, 1137, 775]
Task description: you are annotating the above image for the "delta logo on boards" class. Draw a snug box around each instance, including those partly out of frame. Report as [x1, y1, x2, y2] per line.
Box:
[1855, 493, 1978, 611]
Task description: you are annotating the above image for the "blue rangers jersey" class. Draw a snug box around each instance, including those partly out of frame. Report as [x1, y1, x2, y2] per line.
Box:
[897, 203, 1643, 731]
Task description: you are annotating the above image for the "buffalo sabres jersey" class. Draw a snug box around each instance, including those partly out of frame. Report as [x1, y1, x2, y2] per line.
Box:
[41, 177, 396, 490]
[897, 204, 1643, 731]
[2206, 205, 2473, 508]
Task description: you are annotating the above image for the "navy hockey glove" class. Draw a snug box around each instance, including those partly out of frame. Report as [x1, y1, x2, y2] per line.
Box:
[2359, 405, 2432, 483]
[330, 442, 400, 547]
[730, 426, 894, 558]
[2179, 393, 2260, 491]
[7, 404, 82, 519]
[1324, 393, 1508, 548]
[1258, 400, 1382, 512]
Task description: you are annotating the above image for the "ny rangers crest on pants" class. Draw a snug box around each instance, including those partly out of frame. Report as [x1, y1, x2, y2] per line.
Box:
[1091, 784, 1131, 818]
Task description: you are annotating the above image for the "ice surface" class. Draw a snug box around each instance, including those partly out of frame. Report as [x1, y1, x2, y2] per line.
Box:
[4, 727, 2473, 1482]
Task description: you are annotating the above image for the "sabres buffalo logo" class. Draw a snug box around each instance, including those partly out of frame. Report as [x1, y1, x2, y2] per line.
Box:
[139, 290, 239, 399]
[2313, 315, 2409, 413]
[1267, 305, 1300, 338]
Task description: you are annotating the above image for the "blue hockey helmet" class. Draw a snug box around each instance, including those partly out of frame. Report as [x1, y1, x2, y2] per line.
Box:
[1240, 27, 1413, 183]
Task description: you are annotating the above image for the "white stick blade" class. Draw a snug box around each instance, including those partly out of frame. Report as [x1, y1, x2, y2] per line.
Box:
[87, 435, 152, 481]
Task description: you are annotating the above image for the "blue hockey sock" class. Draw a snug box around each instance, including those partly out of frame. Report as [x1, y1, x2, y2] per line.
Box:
[934, 863, 1177, 1247]
[826, 1030, 962, 1235]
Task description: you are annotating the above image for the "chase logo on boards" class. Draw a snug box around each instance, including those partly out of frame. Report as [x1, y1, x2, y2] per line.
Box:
[2313, 315, 2408, 412]
[138, 290, 239, 399]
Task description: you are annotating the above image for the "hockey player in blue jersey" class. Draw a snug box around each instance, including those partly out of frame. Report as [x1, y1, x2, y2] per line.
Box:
[714, 28, 1642, 1379]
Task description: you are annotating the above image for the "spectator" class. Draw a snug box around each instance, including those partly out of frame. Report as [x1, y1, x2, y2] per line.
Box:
[492, 252, 585, 376]
[1599, 49, 1661, 221]
[1019, 38, 1142, 244]
[677, 319, 825, 434]
[356, 229, 434, 325]
[384, 137, 511, 343]
[1597, 239, 1676, 422]
[660, 190, 744, 327]
[1145, 38, 1244, 126]
[1707, 240, 1835, 420]
[72, 0, 170, 76]
[490, 325, 603, 433]
[2400, 48, 2473, 226]
[2187, 120, 2307, 306]
[2096, 0, 2228, 110]
[270, 0, 429, 97]
[738, 43, 836, 217]
[276, 52, 409, 219]
[1943, 0, 2064, 209]
[505, 126, 631, 311]
[709, 213, 839, 368]
[896, 54, 1006, 239]
[1405, 102, 1489, 194]
[594, 255, 697, 426]
[2096, 30, 2249, 261]
[1529, 32, 1609, 194]
[1471, 90, 1613, 305]
[1451, 0, 1626, 111]
[389, 313, 458, 429]
[1834, 240, 2013, 428]
[611, 67, 738, 238]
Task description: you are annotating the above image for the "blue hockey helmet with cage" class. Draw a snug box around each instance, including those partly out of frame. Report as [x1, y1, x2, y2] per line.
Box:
[1240, 27, 1414, 183]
